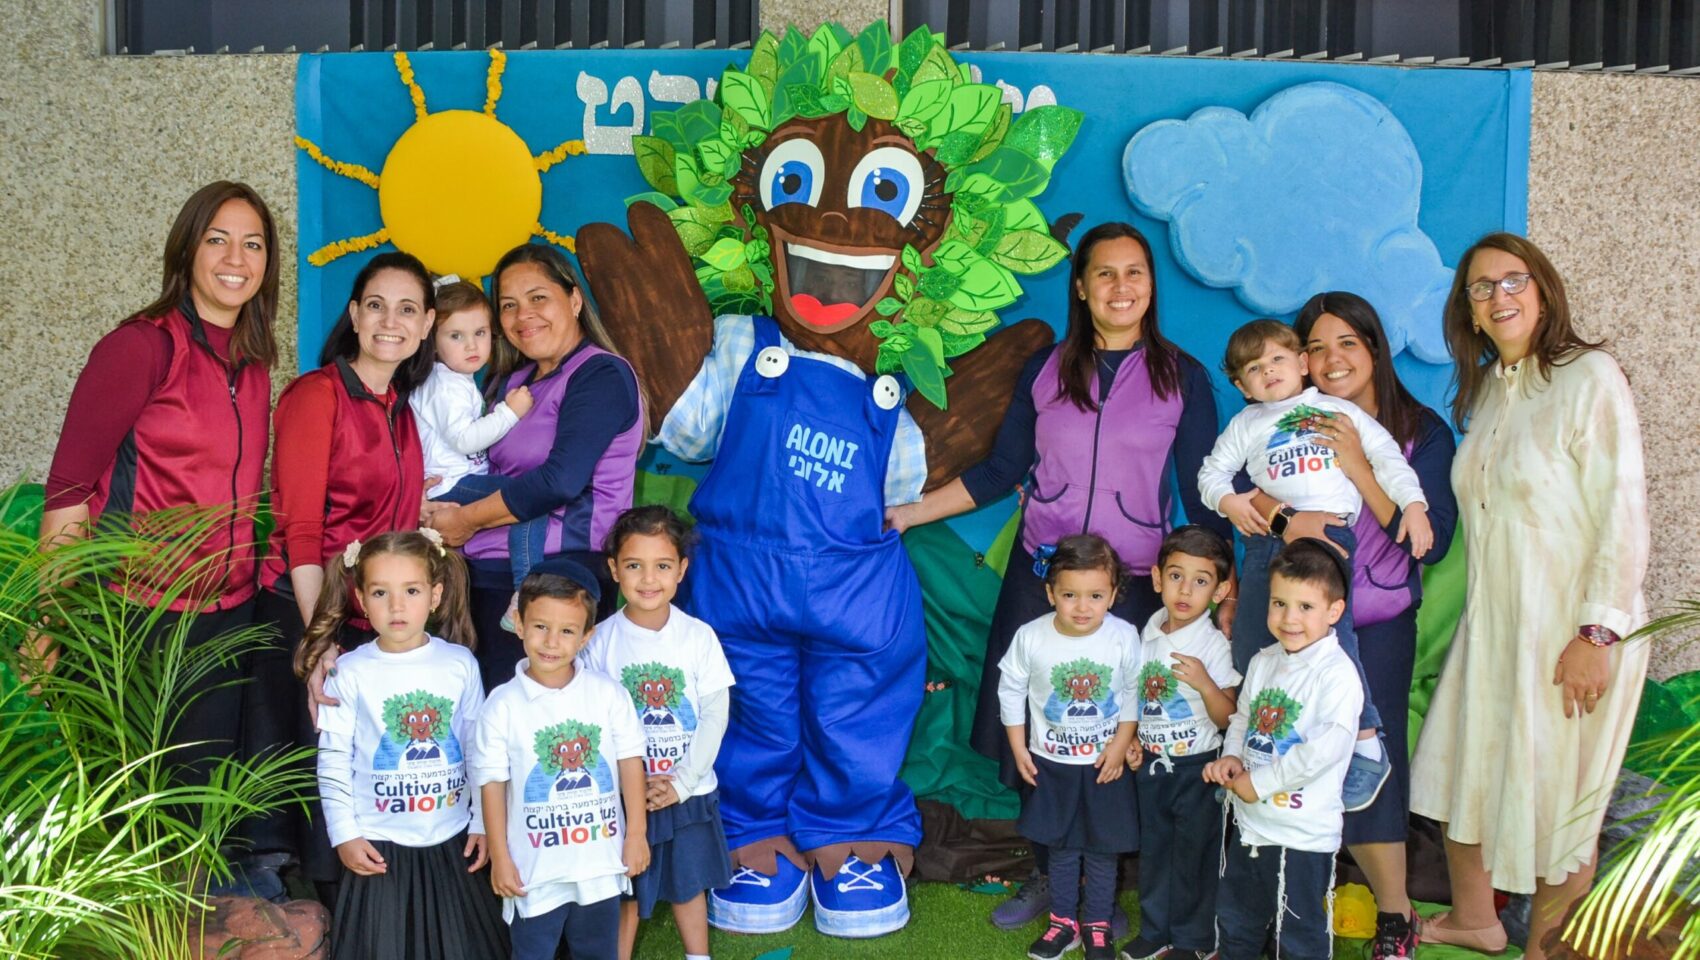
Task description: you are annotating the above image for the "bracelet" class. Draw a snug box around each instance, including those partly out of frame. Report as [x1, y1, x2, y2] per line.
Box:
[1578, 624, 1620, 648]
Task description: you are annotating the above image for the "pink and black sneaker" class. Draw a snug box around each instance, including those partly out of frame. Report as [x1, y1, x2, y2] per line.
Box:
[1080, 920, 1115, 960]
[1028, 914, 1081, 959]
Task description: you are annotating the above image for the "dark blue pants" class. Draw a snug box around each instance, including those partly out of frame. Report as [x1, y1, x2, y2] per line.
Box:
[1051, 847, 1120, 925]
[1343, 608, 1418, 844]
[434, 474, 549, 590]
[1134, 755, 1221, 950]
[1230, 529, 1381, 732]
[1218, 839, 1335, 960]
[508, 894, 620, 960]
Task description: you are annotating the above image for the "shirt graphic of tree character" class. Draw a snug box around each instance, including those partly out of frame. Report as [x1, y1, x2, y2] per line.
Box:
[1136, 660, 1195, 721]
[1267, 404, 1330, 449]
[525, 720, 615, 801]
[1043, 658, 1118, 723]
[620, 661, 698, 730]
[1244, 687, 1305, 761]
[372, 690, 465, 770]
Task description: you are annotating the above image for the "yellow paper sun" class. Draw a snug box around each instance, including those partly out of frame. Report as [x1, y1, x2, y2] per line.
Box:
[296, 49, 584, 279]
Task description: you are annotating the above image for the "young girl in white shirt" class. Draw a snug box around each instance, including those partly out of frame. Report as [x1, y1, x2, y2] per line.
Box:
[409, 279, 542, 590]
[304, 529, 507, 960]
[584, 506, 735, 960]
[999, 534, 1140, 960]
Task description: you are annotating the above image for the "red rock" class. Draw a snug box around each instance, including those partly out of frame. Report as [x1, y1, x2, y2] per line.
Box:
[193, 896, 328, 960]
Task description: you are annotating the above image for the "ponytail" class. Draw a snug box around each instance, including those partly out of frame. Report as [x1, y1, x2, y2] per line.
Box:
[293, 530, 478, 679]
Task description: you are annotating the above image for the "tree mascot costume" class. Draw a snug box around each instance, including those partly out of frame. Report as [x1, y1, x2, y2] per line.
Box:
[578, 21, 1081, 937]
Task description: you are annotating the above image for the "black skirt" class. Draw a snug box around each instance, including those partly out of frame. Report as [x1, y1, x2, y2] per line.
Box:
[1017, 754, 1139, 853]
[330, 829, 509, 960]
[629, 790, 735, 918]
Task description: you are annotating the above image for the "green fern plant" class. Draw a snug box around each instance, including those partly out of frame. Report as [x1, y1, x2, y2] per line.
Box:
[1564, 600, 1700, 960]
[0, 495, 316, 959]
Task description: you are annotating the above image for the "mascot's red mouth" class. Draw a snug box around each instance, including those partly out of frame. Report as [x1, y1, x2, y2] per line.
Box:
[779, 237, 897, 328]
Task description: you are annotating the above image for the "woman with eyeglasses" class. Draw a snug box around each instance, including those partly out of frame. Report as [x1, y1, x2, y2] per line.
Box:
[1410, 233, 1649, 960]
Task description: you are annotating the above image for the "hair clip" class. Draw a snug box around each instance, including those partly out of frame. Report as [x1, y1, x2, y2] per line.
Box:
[341, 539, 364, 569]
[1031, 542, 1058, 579]
[432, 273, 461, 289]
[418, 526, 447, 555]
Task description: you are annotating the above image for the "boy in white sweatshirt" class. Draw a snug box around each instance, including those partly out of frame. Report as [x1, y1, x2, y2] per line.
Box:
[1204, 539, 1364, 960]
[1197, 319, 1430, 811]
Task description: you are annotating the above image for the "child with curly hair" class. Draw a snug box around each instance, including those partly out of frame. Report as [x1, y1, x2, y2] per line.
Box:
[998, 533, 1140, 960]
[304, 530, 506, 959]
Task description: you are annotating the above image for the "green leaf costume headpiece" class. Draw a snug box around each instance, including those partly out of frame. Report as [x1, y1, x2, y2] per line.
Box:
[629, 20, 1083, 408]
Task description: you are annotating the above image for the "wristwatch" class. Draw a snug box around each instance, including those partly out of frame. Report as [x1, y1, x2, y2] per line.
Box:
[1269, 504, 1296, 537]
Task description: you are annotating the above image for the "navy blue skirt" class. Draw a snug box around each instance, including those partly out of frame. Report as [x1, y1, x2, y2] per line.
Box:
[1017, 755, 1139, 853]
[629, 790, 735, 918]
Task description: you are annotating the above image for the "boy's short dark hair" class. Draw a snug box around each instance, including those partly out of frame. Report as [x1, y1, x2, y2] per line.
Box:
[1045, 533, 1125, 592]
[1156, 525, 1233, 582]
[516, 575, 598, 629]
[1267, 538, 1350, 604]
[1222, 319, 1303, 381]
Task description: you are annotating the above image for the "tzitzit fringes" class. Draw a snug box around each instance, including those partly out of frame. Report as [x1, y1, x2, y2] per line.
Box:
[484, 48, 507, 116]
[1325, 852, 1338, 953]
[395, 51, 428, 121]
[1214, 798, 1231, 956]
[534, 139, 587, 172]
[308, 228, 390, 267]
[295, 136, 380, 188]
[533, 223, 576, 252]
[1272, 845, 1288, 960]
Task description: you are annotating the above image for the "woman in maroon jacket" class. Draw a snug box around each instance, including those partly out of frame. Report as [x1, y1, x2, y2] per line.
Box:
[37, 180, 279, 787]
[248, 250, 436, 894]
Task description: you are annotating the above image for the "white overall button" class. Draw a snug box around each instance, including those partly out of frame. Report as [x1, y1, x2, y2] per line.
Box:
[754, 346, 789, 378]
[872, 375, 902, 410]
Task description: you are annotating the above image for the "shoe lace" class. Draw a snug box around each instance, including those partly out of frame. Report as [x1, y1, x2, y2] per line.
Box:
[729, 866, 772, 888]
[835, 857, 885, 893]
[1083, 922, 1110, 947]
[1041, 917, 1077, 942]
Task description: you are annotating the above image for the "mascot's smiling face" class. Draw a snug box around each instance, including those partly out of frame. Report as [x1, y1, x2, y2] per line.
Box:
[1067, 672, 1100, 703]
[553, 735, 591, 771]
[735, 116, 950, 336]
[639, 676, 675, 709]
[403, 706, 440, 742]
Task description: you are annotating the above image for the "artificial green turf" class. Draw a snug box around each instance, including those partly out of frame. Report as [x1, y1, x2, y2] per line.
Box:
[628, 884, 1521, 959]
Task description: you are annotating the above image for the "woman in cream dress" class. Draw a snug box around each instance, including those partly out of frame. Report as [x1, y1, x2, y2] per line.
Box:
[1411, 233, 1649, 960]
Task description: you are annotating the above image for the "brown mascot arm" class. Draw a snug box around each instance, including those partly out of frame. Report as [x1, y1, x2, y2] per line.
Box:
[577, 201, 715, 434]
[908, 318, 1055, 492]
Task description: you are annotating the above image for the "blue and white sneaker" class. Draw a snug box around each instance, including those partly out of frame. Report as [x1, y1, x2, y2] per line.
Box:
[1342, 740, 1393, 812]
[810, 854, 910, 938]
[707, 858, 809, 934]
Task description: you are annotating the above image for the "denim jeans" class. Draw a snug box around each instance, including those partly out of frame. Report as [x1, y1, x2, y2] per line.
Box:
[433, 473, 548, 590]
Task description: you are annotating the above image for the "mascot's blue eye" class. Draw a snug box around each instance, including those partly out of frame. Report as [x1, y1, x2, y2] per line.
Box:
[758, 139, 825, 210]
[846, 147, 926, 226]
[856, 168, 913, 219]
[771, 160, 814, 205]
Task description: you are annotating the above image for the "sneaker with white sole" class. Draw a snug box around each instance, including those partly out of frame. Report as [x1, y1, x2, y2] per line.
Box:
[1117, 936, 1171, 960]
[1081, 921, 1116, 960]
[1342, 745, 1392, 812]
[707, 858, 809, 934]
[810, 854, 910, 938]
[1028, 914, 1082, 959]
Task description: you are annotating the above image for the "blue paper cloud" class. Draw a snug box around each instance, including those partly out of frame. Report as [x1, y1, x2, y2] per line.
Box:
[1123, 81, 1453, 363]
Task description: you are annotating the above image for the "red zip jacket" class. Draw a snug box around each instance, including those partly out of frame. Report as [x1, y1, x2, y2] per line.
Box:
[262, 358, 424, 594]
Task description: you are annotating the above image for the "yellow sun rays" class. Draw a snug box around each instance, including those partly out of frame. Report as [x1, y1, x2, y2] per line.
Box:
[297, 50, 588, 272]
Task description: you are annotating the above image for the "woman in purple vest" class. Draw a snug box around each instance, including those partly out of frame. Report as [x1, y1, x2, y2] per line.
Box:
[427, 243, 644, 692]
[1241, 292, 1458, 958]
[886, 222, 1230, 930]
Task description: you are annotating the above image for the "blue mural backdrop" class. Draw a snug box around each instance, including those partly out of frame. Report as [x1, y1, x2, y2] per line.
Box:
[296, 48, 1529, 550]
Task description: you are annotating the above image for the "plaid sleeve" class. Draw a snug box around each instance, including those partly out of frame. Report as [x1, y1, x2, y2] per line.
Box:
[655, 315, 754, 462]
[883, 406, 928, 506]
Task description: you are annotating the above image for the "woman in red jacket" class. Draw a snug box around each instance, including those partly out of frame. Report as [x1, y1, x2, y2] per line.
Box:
[249, 250, 436, 895]
[38, 180, 279, 786]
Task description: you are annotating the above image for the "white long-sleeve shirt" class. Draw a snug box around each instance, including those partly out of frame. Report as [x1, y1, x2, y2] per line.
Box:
[316, 637, 486, 850]
[410, 361, 520, 497]
[582, 605, 736, 804]
[471, 661, 645, 920]
[1222, 632, 1363, 853]
[1198, 387, 1426, 524]
[998, 614, 1139, 765]
[1134, 609, 1241, 761]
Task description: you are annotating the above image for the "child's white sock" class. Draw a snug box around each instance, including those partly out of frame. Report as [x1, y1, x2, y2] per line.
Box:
[686, 954, 710, 960]
[1353, 735, 1384, 761]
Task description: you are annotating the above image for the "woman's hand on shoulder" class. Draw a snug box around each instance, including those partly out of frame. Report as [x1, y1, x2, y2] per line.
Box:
[305, 647, 342, 730]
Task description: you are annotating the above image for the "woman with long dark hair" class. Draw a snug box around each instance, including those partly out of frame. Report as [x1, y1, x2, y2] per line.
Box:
[1241, 291, 1458, 958]
[425, 242, 645, 691]
[886, 222, 1229, 931]
[1412, 234, 1649, 960]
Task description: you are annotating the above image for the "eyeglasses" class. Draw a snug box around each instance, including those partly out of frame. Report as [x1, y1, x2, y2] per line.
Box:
[1467, 273, 1532, 302]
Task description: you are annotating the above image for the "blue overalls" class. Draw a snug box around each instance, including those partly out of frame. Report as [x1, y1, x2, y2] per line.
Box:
[686, 317, 926, 856]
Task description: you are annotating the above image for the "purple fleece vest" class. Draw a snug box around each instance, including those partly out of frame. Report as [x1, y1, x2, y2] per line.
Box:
[1022, 348, 1184, 570]
[462, 345, 643, 561]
